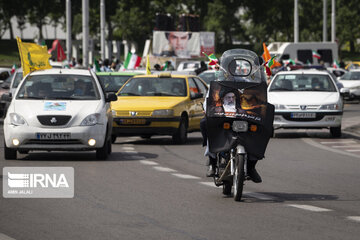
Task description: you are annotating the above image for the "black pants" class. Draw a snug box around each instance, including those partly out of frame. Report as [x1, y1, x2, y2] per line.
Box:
[200, 117, 207, 147]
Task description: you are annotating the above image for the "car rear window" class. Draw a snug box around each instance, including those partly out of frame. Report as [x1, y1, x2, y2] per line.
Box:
[119, 77, 187, 97]
[270, 74, 337, 92]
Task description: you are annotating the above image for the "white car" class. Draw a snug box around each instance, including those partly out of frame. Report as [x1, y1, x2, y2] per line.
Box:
[338, 69, 360, 101]
[3, 68, 117, 160]
[268, 69, 343, 137]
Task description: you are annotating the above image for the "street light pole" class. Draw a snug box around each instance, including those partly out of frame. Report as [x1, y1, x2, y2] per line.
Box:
[82, 0, 89, 67]
[331, 0, 336, 42]
[66, 0, 72, 62]
[294, 0, 299, 43]
[323, 0, 327, 42]
[100, 0, 106, 61]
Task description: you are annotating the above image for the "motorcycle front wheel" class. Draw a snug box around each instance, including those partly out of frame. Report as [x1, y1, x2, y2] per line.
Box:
[233, 154, 245, 201]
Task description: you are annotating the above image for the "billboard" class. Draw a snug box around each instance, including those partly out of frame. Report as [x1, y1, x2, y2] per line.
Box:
[153, 31, 215, 58]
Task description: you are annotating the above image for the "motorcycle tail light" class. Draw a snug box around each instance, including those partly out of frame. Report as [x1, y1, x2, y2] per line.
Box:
[223, 122, 231, 129]
[249, 125, 257, 132]
[232, 121, 248, 132]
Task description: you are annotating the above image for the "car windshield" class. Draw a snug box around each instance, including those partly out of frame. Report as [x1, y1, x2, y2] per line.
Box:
[118, 77, 187, 97]
[340, 71, 360, 80]
[12, 72, 23, 88]
[269, 74, 337, 92]
[97, 75, 132, 92]
[16, 74, 100, 100]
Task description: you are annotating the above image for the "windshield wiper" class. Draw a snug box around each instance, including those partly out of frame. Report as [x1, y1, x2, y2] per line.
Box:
[19, 96, 45, 99]
[119, 92, 140, 96]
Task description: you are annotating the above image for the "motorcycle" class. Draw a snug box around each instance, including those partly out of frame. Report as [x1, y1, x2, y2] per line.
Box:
[206, 49, 274, 201]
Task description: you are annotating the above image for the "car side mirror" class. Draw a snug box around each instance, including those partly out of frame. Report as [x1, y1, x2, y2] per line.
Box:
[340, 87, 350, 96]
[190, 92, 203, 100]
[1, 92, 12, 102]
[105, 92, 117, 102]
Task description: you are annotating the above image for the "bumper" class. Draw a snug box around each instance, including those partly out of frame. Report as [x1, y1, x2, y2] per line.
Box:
[112, 117, 180, 136]
[4, 124, 107, 150]
[273, 111, 342, 129]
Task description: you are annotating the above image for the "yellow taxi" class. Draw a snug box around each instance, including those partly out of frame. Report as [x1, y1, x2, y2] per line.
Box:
[111, 73, 208, 144]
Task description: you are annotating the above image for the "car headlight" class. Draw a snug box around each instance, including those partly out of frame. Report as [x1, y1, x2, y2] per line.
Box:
[9, 113, 27, 126]
[152, 109, 174, 116]
[112, 110, 117, 117]
[274, 104, 286, 110]
[80, 114, 101, 126]
[319, 104, 339, 110]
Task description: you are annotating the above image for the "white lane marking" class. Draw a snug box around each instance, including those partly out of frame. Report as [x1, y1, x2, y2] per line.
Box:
[346, 216, 360, 222]
[122, 147, 135, 151]
[153, 166, 177, 172]
[0, 233, 16, 240]
[287, 204, 332, 212]
[346, 149, 360, 152]
[303, 138, 360, 159]
[332, 145, 360, 148]
[243, 192, 276, 201]
[139, 160, 158, 165]
[320, 141, 356, 144]
[172, 173, 201, 179]
[199, 182, 217, 188]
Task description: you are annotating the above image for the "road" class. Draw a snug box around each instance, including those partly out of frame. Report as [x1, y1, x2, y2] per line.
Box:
[0, 103, 359, 240]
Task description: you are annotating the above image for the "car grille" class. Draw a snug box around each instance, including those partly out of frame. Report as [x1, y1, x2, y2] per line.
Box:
[24, 139, 82, 145]
[115, 111, 153, 117]
[37, 115, 72, 126]
[286, 105, 320, 110]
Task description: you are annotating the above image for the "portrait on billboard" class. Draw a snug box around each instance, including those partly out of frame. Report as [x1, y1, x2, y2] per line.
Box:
[153, 31, 200, 58]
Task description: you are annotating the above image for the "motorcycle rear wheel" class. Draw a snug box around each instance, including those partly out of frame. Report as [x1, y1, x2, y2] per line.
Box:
[233, 154, 245, 201]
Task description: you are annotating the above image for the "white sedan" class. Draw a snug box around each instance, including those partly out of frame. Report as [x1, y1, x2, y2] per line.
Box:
[3, 68, 117, 160]
[268, 69, 343, 137]
[338, 69, 360, 101]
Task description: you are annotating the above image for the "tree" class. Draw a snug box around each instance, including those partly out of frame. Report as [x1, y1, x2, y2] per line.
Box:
[336, 0, 360, 52]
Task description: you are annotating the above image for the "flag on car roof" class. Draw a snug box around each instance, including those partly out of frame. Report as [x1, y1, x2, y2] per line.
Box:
[202, 52, 218, 66]
[16, 37, 52, 77]
[262, 43, 281, 68]
[10, 64, 17, 74]
[312, 51, 321, 59]
[333, 60, 340, 68]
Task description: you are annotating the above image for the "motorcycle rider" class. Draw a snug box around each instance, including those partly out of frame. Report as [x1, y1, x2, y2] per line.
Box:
[201, 49, 265, 183]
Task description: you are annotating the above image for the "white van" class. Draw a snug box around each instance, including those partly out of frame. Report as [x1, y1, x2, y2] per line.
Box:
[268, 42, 338, 66]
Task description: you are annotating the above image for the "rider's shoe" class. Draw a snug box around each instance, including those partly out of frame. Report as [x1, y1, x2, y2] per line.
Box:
[206, 165, 216, 177]
[248, 168, 262, 183]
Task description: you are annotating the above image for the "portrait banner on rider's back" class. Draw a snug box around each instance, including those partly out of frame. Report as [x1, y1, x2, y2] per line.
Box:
[206, 81, 268, 124]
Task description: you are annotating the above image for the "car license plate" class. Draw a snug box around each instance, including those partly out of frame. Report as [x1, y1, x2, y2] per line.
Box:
[121, 119, 146, 125]
[36, 133, 71, 140]
[291, 113, 316, 118]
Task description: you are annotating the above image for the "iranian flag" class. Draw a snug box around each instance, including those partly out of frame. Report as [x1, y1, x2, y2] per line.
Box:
[202, 52, 218, 66]
[312, 51, 321, 59]
[10, 64, 17, 74]
[333, 60, 340, 68]
[123, 52, 142, 70]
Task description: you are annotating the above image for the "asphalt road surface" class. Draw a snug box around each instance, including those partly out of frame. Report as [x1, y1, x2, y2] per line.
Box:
[0, 103, 359, 240]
